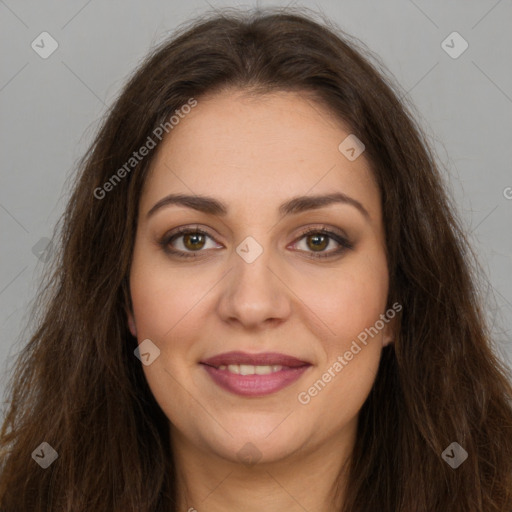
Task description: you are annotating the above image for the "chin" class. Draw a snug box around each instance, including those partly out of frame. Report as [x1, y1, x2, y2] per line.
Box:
[196, 417, 309, 465]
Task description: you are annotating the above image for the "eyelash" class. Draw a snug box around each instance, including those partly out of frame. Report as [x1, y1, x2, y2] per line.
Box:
[158, 225, 353, 260]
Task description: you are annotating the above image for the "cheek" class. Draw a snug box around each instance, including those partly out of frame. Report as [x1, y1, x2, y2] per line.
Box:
[294, 254, 389, 427]
[292, 251, 389, 352]
[129, 255, 207, 342]
[298, 347, 381, 439]
[129, 255, 207, 425]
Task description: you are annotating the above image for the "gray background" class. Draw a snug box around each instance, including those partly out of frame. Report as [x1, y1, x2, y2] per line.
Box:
[1, 0, 511, 407]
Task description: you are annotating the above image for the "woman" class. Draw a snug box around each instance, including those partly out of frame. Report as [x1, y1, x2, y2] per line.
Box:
[1, 7, 511, 511]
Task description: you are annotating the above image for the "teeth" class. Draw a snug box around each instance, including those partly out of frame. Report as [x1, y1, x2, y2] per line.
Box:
[228, 364, 240, 374]
[255, 365, 272, 375]
[219, 364, 284, 375]
[239, 365, 253, 375]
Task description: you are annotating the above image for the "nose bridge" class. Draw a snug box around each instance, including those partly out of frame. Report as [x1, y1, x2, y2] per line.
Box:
[217, 234, 291, 326]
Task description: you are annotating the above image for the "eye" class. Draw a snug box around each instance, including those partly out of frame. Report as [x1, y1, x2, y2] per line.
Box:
[159, 226, 221, 258]
[159, 225, 353, 260]
[291, 227, 353, 259]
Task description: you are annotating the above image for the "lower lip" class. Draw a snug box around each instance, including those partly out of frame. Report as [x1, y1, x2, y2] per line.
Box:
[201, 364, 311, 397]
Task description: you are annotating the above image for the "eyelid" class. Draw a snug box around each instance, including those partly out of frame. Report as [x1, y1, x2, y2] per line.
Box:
[292, 225, 350, 244]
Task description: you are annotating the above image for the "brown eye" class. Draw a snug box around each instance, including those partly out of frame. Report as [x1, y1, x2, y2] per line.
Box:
[182, 232, 206, 251]
[159, 227, 222, 259]
[293, 227, 353, 259]
[305, 233, 329, 252]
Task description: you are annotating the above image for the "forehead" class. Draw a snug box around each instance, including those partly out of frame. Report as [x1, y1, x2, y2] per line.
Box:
[140, 89, 380, 223]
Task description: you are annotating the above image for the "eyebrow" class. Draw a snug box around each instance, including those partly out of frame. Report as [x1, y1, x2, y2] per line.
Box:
[146, 192, 370, 221]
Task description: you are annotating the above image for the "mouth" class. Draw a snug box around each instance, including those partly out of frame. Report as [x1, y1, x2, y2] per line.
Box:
[200, 351, 312, 397]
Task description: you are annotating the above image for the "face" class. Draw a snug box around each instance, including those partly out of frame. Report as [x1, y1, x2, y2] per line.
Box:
[128, 89, 395, 466]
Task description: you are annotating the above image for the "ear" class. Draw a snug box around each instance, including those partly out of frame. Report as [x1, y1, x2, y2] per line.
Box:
[382, 314, 398, 347]
[127, 309, 137, 337]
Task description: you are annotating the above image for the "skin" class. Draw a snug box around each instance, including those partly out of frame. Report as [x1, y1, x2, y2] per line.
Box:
[127, 89, 395, 512]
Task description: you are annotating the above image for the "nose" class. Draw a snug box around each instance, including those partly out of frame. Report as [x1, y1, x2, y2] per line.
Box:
[216, 242, 292, 330]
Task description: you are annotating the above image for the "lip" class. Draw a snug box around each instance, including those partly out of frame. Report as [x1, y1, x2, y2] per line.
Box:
[200, 351, 312, 397]
[201, 351, 310, 368]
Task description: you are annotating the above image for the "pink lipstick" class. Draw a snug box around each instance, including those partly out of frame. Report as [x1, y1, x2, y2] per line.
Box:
[200, 351, 311, 397]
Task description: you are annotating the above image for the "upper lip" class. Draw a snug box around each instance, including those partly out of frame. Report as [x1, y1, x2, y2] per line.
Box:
[201, 351, 310, 368]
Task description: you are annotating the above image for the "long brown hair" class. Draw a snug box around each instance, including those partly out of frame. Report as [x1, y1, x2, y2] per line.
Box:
[1, 7, 511, 511]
